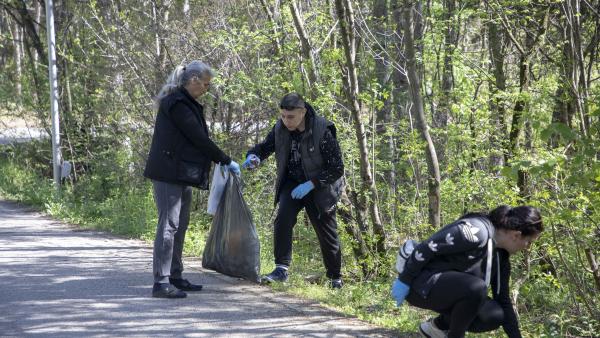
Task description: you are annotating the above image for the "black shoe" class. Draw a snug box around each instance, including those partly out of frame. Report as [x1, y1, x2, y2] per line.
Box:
[261, 266, 289, 284]
[152, 283, 187, 298]
[169, 278, 203, 291]
[331, 278, 343, 289]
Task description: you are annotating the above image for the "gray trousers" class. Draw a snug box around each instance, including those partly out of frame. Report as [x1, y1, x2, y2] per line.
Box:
[152, 180, 192, 283]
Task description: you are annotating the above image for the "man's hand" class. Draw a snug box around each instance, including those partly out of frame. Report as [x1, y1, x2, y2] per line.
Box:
[291, 181, 315, 199]
[242, 154, 261, 170]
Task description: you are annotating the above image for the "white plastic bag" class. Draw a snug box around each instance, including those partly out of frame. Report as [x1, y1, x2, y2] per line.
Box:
[396, 239, 417, 274]
[207, 164, 229, 215]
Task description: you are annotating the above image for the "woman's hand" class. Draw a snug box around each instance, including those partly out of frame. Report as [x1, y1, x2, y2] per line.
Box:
[227, 161, 241, 176]
[391, 278, 411, 307]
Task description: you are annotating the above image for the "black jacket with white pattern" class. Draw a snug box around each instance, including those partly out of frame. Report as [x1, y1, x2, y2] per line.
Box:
[398, 216, 495, 298]
[398, 216, 523, 337]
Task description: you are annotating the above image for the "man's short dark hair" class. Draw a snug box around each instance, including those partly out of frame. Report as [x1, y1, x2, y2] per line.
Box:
[279, 93, 305, 110]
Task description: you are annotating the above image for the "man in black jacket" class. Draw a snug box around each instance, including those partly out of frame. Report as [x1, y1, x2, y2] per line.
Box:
[144, 61, 240, 298]
[243, 93, 345, 288]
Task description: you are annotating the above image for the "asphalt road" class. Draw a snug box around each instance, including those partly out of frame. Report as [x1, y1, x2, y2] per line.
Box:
[0, 127, 47, 145]
[0, 200, 407, 338]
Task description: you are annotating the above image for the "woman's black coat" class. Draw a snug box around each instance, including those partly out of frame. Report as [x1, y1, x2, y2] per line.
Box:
[144, 88, 231, 189]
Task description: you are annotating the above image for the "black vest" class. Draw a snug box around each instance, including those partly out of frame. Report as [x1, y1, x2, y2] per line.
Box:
[273, 108, 344, 214]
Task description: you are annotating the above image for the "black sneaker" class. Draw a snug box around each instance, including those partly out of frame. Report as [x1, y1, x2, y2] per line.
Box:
[261, 266, 289, 284]
[169, 278, 203, 292]
[152, 283, 187, 298]
[330, 278, 343, 289]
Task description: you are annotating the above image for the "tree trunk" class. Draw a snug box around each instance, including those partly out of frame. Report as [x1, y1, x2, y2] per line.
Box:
[151, 1, 170, 93]
[289, 0, 319, 97]
[337, 190, 371, 277]
[259, 0, 283, 56]
[371, 0, 397, 224]
[372, 0, 390, 129]
[33, 0, 42, 68]
[0, 14, 6, 66]
[391, 1, 416, 221]
[391, 1, 409, 118]
[10, 19, 23, 102]
[335, 0, 386, 254]
[435, 0, 458, 166]
[183, 0, 190, 18]
[562, 0, 590, 137]
[6, 0, 47, 62]
[486, 17, 507, 168]
[0, 1, 45, 107]
[549, 22, 577, 148]
[585, 248, 600, 291]
[508, 54, 530, 158]
[402, 0, 441, 228]
[549, 86, 573, 148]
[496, 4, 548, 198]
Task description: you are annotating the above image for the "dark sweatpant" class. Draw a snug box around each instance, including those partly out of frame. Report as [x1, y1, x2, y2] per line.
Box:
[274, 180, 342, 279]
[407, 271, 504, 338]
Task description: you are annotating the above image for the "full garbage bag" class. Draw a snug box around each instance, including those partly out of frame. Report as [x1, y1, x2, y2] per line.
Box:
[202, 174, 261, 283]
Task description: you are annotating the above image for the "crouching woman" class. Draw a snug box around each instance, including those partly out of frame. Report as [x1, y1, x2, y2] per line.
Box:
[392, 205, 543, 338]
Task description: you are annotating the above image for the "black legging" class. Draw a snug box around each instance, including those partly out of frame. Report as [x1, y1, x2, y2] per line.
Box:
[406, 271, 504, 338]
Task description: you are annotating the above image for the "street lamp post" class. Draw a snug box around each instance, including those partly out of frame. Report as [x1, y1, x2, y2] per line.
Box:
[45, 0, 61, 191]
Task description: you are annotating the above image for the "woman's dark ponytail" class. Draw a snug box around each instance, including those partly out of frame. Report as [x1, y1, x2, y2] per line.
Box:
[489, 205, 511, 229]
[489, 205, 543, 236]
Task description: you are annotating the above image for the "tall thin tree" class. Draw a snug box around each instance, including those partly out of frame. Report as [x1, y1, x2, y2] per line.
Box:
[335, 0, 386, 254]
[402, 0, 441, 228]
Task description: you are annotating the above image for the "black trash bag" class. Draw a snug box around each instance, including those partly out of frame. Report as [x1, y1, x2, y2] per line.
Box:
[202, 175, 261, 283]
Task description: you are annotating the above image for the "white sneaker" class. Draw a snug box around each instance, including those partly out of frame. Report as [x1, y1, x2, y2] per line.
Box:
[419, 318, 448, 338]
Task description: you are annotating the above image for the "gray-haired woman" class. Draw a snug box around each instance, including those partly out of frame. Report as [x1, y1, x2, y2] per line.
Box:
[144, 61, 240, 298]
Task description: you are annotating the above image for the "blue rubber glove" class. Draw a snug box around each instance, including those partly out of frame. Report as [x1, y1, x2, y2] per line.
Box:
[242, 154, 260, 169]
[227, 160, 241, 176]
[291, 180, 315, 199]
[391, 278, 411, 307]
